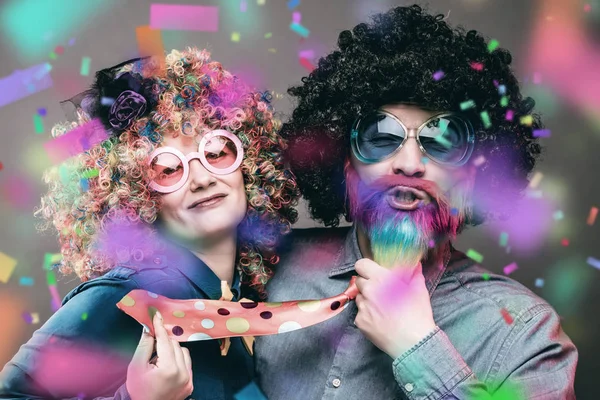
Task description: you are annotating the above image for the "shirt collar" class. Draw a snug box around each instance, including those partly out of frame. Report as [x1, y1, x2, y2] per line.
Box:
[153, 227, 241, 300]
[328, 224, 452, 296]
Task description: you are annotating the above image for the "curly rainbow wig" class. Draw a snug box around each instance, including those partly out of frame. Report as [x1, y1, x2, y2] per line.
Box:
[35, 47, 299, 298]
[281, 4, 542, 227]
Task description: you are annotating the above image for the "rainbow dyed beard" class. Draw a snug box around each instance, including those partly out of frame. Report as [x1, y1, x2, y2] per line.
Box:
[345, 165, 471, 268]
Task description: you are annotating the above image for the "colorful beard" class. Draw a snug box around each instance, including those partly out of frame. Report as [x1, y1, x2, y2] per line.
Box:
[345, 163, 471, 268]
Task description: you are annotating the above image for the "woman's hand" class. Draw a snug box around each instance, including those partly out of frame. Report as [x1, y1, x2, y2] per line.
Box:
[126, 311, 194, 400]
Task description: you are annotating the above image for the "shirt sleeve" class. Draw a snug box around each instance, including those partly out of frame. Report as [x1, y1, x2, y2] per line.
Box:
[391, 305, 578, 400]
[0, 276, 141, 399]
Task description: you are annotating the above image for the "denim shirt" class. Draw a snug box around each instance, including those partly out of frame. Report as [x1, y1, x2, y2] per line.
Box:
[0, 238, 254, 400]
[255, 226, 578, 400]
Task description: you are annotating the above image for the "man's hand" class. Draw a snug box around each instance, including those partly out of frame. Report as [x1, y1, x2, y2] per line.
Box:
[354, 258, 437, 360]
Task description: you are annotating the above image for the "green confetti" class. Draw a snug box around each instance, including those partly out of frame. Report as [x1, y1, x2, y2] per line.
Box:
[81, 312, 88, 321]
[500, 96, 509, 107]
[264, 32, 272, 38]
[81, 168, 99, 178]
[43, 253, 62, 270]
[33, 114, 44, 134]
[499, 232, 509, 247]
[46, 270, 57, 286]
[480, 111, 492, 128]
[482, 273, 490, 281]
[488, 39, 499, 52]
[80, 57, 91, 76]
[460, 100, 476, 110]
[466, 249, 484, 263]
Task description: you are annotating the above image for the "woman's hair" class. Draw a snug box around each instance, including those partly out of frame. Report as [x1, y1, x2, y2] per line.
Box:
[280, 4, 543, 227]
[35, 47, 299, 298]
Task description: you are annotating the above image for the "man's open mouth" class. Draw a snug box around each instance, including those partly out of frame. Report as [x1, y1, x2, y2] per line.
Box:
[386, 186, 430, 211]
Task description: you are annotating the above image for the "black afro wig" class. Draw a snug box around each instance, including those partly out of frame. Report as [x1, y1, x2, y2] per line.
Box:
[281, 4, 543, 228]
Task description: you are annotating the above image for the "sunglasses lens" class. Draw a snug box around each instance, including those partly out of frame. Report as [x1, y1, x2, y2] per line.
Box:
[203, 135, 240, 171]
[355, 114, 405, 160]
[418, 115, 471, 164]
[150, 152, 184, 187]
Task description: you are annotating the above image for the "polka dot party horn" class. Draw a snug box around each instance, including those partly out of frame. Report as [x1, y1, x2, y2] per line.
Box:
[116, 276, 358, 343]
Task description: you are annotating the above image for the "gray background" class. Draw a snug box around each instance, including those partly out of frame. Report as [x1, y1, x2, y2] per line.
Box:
[0, 0, 598, 398]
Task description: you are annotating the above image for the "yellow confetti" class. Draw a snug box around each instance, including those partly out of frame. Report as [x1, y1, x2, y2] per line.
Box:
[0, 252, 17, 283]
[231, 32, 241, 42]
[528, 172, 544, 189]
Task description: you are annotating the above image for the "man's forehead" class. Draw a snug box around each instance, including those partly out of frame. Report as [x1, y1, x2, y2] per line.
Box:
[380, 103, 442, 127]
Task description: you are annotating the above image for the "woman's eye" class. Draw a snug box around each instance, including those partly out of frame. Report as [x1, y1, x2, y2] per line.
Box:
[207, 151, 227, 159]
[162, 165, 182, 175]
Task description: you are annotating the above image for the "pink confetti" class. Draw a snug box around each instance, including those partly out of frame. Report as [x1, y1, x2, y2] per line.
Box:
[503, 262, 519, 275]
[587, 207, 598, 225]
[501, 308, 514, 324]
[299, 49, 314, 59]
[470, 61, 484, 71]
[150, 4, 219, 32]
[433, 70, 445, 81]
[533, 72, 542, 84]
[505, 109, 514, 121]
[299, 57, 315, 72]
[292, 11, 301, 23]
[43, 119, 109, 164]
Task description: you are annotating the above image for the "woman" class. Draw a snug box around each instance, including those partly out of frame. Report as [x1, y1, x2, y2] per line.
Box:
[0, 48, 299, 399]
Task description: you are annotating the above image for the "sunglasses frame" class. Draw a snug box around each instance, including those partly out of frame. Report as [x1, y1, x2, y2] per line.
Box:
[350, 110, 475, 167]
[148, 129, 244, 193]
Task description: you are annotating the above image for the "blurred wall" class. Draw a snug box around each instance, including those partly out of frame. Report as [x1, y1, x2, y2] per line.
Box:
[0, 0, 598, 397]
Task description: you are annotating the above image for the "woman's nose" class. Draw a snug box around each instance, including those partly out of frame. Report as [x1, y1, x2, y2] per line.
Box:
[188, 159, 217, 190]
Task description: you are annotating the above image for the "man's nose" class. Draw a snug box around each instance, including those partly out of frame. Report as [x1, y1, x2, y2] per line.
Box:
[188, 158, 216, 190]
[390, 137, 426, 177]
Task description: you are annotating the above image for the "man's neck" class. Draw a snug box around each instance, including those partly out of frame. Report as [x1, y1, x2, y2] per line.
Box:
[355, 224, 448, 270]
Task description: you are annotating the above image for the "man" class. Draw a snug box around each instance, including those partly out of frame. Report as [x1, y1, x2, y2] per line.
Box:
[255, 5, 577, 399]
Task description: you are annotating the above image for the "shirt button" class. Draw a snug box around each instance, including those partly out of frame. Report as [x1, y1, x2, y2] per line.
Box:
[332, 378, 341, 388]
[404, 383, 414, 392]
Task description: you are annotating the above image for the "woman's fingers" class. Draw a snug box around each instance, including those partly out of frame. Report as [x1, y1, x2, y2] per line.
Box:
[170, 337, 186, 371]
[153, 311, 176, 368]
[181, 346, 192, 374]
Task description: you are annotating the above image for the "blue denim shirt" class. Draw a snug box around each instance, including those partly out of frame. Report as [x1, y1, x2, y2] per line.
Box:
[255, 226, 578, 400]
[0, 238, 254, 400]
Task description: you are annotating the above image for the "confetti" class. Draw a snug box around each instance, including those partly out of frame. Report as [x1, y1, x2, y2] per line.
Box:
[500, 308, 513, 324]
[480, 111, 491, 128]
[231, 32, 241, 42]
[0, 251, 18, 283]
[81, 168, 99, 178]
[299, 50, 314, 59]
[528, 172, 543, 189]
[587, 207, 598, 225]
[488, 39, 499, 52]
[0, 161, 3, 171]
[584, 3, 591, 12]
[135, 26, 166, 67]
[43, 119, 109, 164]
[81, 312, 88, 321]
[80, 178, 89, 192]
[499, 232, 509, 247]
[561, 238, 570, 246]
[535, 278, 544, 288]
[49, 52, 57, 60]
[100, 97, 114, 106]
[43, 253, 62, 270]
[520, 115, 533, 126]
[22, 312, 34, 324]
[482, 273, 490, 281]
[31, 312, 40, 324]
[500, 96, 509, 107]
[533, 129, 551, 137]
[264, 32, 272, 38]
[19, 276, 34, 286]
[287, 0, 300, 10]
[292, 11, 301, 23]
[587, 257, 600, 270]
[553, 210, 564, 220]
[150, 4, 219, 32]
[34, 114, 44, 134]
[466, 249, 483, 263]
[68, 37, 76, 46]
[503, 262, 519, 275]
[472, 155, 486, 167]
[433, 70, 445, 81]
[421, 157, 429, 164]
[55, 45, 65, 55]
[257, 0, 266, 5]
[240, 0, 247, 12]
[80, 57, 91, 76]
[0, 63, 54, 108]
[49, 284, 61, 311]
[505, 109, 514, 121]
[533, 72, 542, 84]
[460, 100, 475, 110]
[290, 22, 310, 38]
[469, 61, 484, 71]
[450, 208, 459, 216]
[299, 57, 315, 72]
[268, 48, 277, 53]
[498, 85, 506, 95]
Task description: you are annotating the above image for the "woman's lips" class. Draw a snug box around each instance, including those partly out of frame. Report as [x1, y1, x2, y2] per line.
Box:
[189, 195, 226, 210]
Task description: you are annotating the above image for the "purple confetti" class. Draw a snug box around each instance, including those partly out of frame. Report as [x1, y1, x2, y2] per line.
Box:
[503, 262, 519, 275]
[533, 129, 551, 138]
[433, 70, 445, 81]
[37, 108, 47, 116]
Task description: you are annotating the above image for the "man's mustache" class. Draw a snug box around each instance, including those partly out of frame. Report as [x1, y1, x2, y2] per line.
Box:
[361, 175, 442, 205]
